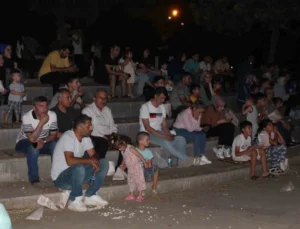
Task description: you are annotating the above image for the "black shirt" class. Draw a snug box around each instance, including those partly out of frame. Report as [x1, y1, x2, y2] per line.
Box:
[51, 106, 80, 133]
[96, 55, 119, 84]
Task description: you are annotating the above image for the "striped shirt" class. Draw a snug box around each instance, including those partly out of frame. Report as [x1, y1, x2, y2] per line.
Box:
[16, 110, 58, 143]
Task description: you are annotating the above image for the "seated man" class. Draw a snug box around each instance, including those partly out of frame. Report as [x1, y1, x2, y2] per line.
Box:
[82, 89, 127, 179]
[51, 88, 81, 138]
[49, 77, 84, 109]
[170, 74, 192, 118]
[15, 96, 57, 184]
[39, 44, 79, 95]
[140, 87, 193, 167]
[51, 114, 109, 212]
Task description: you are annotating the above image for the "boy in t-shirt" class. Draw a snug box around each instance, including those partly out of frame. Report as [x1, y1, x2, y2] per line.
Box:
[4, 70, 25, 123]
[135, 131, 159, 195]
[232, 121, 270, 180]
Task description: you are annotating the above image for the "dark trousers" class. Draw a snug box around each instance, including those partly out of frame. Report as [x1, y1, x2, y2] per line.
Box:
[275, 122, 291, 145]
[40, 72, 79, 95]
[285, 94, 300, 116]
[90, 136, 109, 160]
[206, 123, 235, 146]
[74, 54, 85, 78]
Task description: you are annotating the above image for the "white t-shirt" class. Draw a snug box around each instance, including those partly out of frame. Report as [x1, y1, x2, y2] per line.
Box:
[231, 133, 252, 160]
[199, 61, 212, 71]
[72, 37, 83, 55]
[139, 101, 166, 132]
[51, 130, 94, 180]
[16, 110, 58, 143]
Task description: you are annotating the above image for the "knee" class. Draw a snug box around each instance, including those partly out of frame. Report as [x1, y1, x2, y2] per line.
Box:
[176, 136, 187, 144]
[73, 164, 86, 178]
[99, 159, 109, 172]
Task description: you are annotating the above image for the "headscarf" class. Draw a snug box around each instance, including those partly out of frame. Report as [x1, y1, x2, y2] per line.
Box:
[212, 95, 225, 108]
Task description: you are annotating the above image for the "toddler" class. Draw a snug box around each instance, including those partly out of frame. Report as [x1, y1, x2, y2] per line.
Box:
[4, 70, 25, 123]
[111, 134, 148, 202]
[135, 132, 159, 195]
[120, 49, 136, 98]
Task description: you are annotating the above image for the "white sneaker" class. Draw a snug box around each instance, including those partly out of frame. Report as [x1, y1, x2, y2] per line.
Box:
[68, 196, 87, 212]
[223, 147, 231, 158]
[199, 156, 212, 165]
[107, 161, 116, 176]
[280, 158, 289, 172]
[213, 146, 224, 159]
[112, 168, 127, 181]
[193, 158, 199, 165]
[84, 195, 108, 206]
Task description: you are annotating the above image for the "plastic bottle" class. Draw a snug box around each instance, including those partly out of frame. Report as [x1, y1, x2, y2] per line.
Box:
[167, 156, 172, 168]
[0, 203, 12, 229]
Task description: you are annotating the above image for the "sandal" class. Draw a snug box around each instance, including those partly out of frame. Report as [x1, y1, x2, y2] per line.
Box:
[136, 195, 144, 202]
[125, 194, 135, 201]
[262, 174, 275, 178]
[250, 176, 259, 180]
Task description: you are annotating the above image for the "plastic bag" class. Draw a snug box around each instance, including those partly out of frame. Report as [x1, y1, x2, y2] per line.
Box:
[26, 207, 44, 220]
[153, 151, 168, 169]
[280, 181, 295, 192]
[37, 195, 58, 211]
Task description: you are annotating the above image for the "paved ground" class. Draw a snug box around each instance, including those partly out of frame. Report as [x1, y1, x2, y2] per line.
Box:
[9, 162, 300, 229]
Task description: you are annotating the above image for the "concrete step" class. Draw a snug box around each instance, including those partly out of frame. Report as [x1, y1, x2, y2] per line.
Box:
[0, 118, 174, 150]
[0, 99, 146, 122]
[1, 153, 300, 210]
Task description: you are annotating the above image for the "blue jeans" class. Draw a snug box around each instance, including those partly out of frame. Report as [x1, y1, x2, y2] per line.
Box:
[54, 158, 109, 201]
[15, 139, 57, 182]
[174, 128, 206, 157]
[149, 133, 188, 162]
[136, 73, 149, 96]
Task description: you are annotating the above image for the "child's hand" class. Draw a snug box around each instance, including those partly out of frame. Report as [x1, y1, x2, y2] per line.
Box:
[143, 161, 149, 168]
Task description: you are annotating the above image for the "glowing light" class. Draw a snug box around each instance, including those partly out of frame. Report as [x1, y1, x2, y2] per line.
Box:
[168, 16, 172, 20]
[180, 22, 184, 26]
[172, 9, 178, 17]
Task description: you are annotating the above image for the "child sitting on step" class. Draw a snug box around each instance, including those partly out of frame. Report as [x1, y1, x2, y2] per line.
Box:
[135, 132, 159, 195]
[232, 121, 271, 180]
[111, 134, 149, 202]
[4, 69, 25, 123]
[256, 119, 288, 175]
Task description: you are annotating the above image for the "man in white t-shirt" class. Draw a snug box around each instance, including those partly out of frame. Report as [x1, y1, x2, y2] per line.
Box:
[51, 114, 109, 212]
[15, 96, 58, 184]
[231, 121, 269, 180]
[139, 87, 193, 167]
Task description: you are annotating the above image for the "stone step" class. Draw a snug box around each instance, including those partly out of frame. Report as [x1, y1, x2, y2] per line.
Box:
[0, 99, 145, 122]
[2, 152, 300, 210]
[0, 118, 174, 150]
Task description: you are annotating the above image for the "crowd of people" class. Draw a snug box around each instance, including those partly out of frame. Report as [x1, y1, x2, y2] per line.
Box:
[0, 30, 300, 212]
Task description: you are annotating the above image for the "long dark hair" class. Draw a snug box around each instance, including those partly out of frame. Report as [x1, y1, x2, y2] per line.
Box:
[253, 118, 272, 142]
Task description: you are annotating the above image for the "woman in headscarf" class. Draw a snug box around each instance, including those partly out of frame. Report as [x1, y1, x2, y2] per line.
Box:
[201, 95, 235, 160]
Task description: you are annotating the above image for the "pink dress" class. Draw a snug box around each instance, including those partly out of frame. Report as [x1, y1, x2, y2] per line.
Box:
[122, 145, 146, 192]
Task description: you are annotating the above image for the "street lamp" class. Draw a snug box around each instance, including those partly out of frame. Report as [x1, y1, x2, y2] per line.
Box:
[172, 9, 178, 17]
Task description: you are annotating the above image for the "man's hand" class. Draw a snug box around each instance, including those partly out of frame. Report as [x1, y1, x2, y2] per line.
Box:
[36, 139, 45, 150]
[165, 135, 175, 141]
[90, 157, 100, 172]
[40, 114, 49, 125]
[77, 91, 84, 97]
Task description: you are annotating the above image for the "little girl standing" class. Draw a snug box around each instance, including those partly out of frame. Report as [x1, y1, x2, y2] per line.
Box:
[111, 134, 148, 202]
[120, 49, 136, 98]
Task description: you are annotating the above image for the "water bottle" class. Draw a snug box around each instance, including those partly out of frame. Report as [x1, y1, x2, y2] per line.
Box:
[0, 203, 12, 229]
[167, 156, 172, 168]
[90, 171, 96, 186]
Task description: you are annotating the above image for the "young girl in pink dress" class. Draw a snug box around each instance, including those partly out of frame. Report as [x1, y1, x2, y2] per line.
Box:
[111, 135, 149, 202]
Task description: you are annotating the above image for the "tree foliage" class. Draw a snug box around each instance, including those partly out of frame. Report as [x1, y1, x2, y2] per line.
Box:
[189, 0, 300, 35]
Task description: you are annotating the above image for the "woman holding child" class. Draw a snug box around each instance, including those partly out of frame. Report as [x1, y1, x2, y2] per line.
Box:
[173, 102, 212, 166]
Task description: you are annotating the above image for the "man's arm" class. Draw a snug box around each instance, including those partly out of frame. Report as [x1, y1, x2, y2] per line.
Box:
[161, 118, 172, 135]
[25, 115, 49, 142]
[45, 131, 58, 142]
[179, 95, 192, 107]
[105, 65, 126, 77]
[235, 146, 256, 157]
[50, 64, 74, 73]
[142, 118, 167, 138]
[64, 151, 91, 166]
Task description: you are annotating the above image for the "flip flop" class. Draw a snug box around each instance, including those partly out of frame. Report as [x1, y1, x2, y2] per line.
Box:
[250, 176, 259, 180]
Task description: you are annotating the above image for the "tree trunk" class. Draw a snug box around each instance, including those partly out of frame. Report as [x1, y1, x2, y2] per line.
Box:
[268, 28, 280, 64]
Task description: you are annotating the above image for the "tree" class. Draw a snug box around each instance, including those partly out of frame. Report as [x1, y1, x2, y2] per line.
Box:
[189, 0, 300, 63]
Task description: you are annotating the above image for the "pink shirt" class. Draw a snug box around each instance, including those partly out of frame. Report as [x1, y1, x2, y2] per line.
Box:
[173, 108, 202, 132]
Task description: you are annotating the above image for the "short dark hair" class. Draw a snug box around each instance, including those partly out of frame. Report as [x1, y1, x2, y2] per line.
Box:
[59, 44, 71, 51]
[110, 44, 120, 49]
[136, 131, 150, 145]
[33, 96, 48, 105]
[68, 77, 79, 84]
[58, 88, 70, 96]
[153, 76, 165, 84]
[255, 92, 266, 102]
[154, 87, 168, 97]
[190, 84, 200, 93]
[240, 120, 252, 131]
[73, 114, 92, 129]
[11, 69, 21, 76]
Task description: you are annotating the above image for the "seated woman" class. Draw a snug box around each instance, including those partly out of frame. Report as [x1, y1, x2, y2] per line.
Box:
[201, 96, 235, 160]
[256, 119, 288, 175]
[173, 102, 211, 166]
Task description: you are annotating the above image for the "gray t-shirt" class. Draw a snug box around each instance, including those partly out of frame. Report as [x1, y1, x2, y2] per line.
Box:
[9, 82, 24, 102]
[170, 82, 189, 109]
